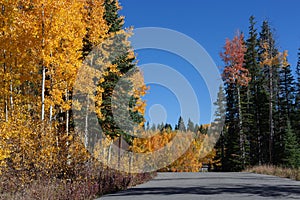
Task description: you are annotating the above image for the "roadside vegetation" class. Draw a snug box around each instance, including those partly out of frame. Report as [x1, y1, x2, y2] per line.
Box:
[245, 165, 300, 181]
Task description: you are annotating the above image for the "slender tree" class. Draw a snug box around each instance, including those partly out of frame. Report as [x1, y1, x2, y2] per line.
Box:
[292, 48, 300, 142]
[213, 85, 226, 171]
[220, 31, 250, 169]
[259, 21, 288, 164]
[243, 16, 263, 166]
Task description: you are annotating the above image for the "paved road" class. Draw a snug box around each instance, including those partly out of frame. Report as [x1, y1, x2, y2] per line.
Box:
[97, 172, 300, 200]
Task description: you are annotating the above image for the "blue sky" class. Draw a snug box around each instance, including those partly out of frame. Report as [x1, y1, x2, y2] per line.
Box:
[119, 0, 300, 127]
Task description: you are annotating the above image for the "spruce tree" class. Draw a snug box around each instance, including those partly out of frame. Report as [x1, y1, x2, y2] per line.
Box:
[99, 0, 144, 143]
[275, 64, 295, 164]
[283, 121, 300, 168]
[176, 116, 186, 132]
[187, 118, 195, 132]
[292, 48, 300, 142]
[243, 15, 261, 166]
[213, 86, 226, 171]
[258, 20, 280, 164]
[223, 83, 242, 171]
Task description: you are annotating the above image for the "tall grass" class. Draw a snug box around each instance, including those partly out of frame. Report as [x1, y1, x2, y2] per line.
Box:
[245, 165, 300, 181]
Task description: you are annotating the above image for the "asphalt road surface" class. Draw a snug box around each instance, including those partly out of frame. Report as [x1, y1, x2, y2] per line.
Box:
[98, 172, 300, 200]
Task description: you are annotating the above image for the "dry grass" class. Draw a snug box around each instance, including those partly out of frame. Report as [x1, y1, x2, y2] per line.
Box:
[245, 165, 300, 181]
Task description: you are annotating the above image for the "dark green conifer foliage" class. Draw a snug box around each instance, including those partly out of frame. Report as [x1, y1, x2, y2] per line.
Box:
[187, 118, 195, 132]
[99, 0, 144, 144]
[283, 121, 300, 168]
[175, 116, 186, 132]
[223, 83, 242, 171]
[258, 20, 280, 164]
[275, 64, 295, 164]
[292, 48, 300, 142]
[213, 86, 226, 171]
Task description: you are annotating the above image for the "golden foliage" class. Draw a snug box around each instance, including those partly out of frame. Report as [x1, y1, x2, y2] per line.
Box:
[132, 130, 217, 172]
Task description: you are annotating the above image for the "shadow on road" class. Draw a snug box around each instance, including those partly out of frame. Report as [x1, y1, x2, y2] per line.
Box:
[106, 185, 300, 198]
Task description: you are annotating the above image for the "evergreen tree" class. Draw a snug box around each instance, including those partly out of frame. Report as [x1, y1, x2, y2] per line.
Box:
[220, 32, 250, 170]
[176, 116, 186, 131]
[275, 64, 295, 164]
[187, 118, 195, 132]
[145, 121, 150, 131]
[243, 16, 264, 166]
[213, 86, 226, 171]
[258, 20, 280, 164]
[103, 0, 124, 33]
[150, 123, 156, 132]
[164, 123, 173, 132]
[194, 124, 199, 133]
[199, 125, 208, 134]
[99, 0, 144, 144]
[223, 83, 242, 171]
[283, 121, 300, 168]
[292, 48, 300, 142]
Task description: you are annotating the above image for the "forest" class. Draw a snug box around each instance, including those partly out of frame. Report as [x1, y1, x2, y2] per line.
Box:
[0, 0, 299, 199]
[214, 16, 300, 172]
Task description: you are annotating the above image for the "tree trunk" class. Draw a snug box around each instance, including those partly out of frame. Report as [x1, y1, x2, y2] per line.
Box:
[9, 66, 13, 113]
[84, 94, 89, 148]
[237, 87, 245, 167]
[269, 66, 274, 164]
[66, 89, 69, 135]
[107, 140, 113, 165]
[41, 4, 45, 121]
[118, 136, 122, 170]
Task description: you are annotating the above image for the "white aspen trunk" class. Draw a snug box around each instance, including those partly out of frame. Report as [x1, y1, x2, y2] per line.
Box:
[49, 52, 53, 124]
[41, 66, 45, 121]
[84, 94, 89, 148]
[107, 140, 113, 165]
[66, 89, 69, 135]
[129, 153, 133, 174]
[41, 5, 45, 121]
[3, 56, 8, 122]
[49, 105, 52, 123]
[5, 97, 8, 122]
[9, 58, 13, 112]
[10, 81, 13, 111]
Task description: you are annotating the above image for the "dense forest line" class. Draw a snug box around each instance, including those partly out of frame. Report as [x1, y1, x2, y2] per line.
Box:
[214, 16, 300, 171]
